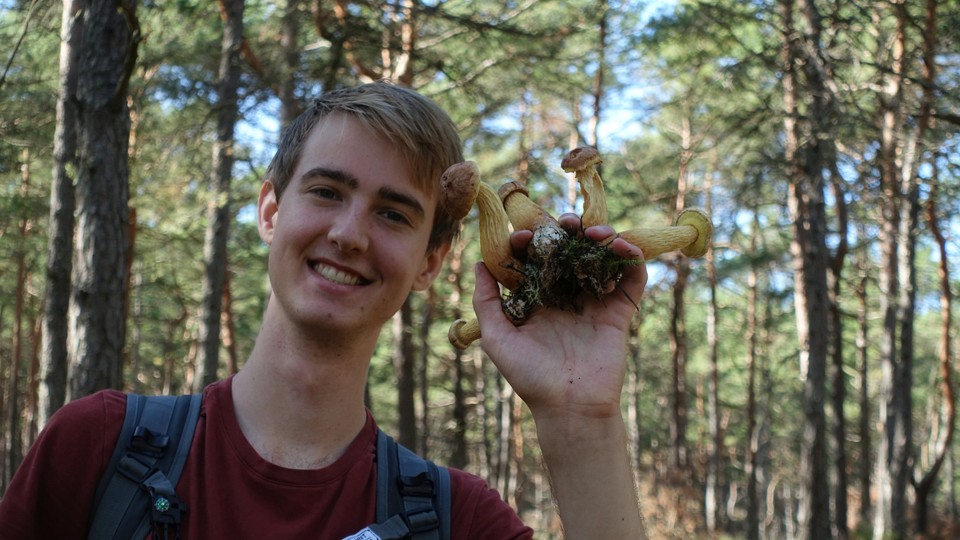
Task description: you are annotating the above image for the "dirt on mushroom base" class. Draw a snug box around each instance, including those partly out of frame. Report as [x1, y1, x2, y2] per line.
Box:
[501, 234, 642, 322]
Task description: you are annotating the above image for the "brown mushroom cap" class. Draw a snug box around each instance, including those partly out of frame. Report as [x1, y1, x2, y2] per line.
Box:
[439, 161, 481, 221]
[561, 146, 603, 172]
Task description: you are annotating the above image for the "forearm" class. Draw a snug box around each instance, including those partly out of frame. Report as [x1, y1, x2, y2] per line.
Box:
[534, 408, 646, 539]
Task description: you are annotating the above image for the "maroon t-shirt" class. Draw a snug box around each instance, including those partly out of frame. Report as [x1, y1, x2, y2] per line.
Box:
[0, 377, 532, 539]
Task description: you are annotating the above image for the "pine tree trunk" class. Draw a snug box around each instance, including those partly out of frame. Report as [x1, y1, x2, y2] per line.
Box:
[668, 117, 693, 474]
[745, 208, 761, 540]
[829, 171, 850, 540]
[5, 149, 31, 489]
[68, 0, 139, 398]
[417, 288, 435, 457]
[874, 4, 910, 537]
[279, 0, 301, 129]
[855, 240, 871, 530]
[705, 168, 721, 535]
[913, 179, 952, 536]
[195, 0, 244, 392]
[394, 297, 417, 449]
[780, 0, 831, 536]
[41, 0, 83, 427]
[448, 242, 469, 470]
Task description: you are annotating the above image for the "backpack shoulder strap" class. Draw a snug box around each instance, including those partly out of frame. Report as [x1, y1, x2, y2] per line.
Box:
[368, 429, 450, 540]
[88, 393, 203, 540]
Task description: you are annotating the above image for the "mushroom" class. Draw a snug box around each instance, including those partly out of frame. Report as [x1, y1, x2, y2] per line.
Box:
[439, 162, 524, 291]
[445, 154, 714, 352]
[476, 182, 526, 291]
[561, 146, 607, 229]
[617, 209, 714, 260]
[498, 181, 568, 261]
[448, 318, 479, 350]
[439, 161, 480, 221]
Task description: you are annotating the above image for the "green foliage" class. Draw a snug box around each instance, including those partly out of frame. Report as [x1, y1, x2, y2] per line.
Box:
[3, 0, 960, 536]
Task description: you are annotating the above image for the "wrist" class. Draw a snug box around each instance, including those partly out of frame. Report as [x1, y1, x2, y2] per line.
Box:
[531, 404, 628, 452]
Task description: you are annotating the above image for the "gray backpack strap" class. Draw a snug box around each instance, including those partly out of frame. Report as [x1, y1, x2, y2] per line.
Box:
[88, 393, 203, 540]
[363, 429, 450, 540]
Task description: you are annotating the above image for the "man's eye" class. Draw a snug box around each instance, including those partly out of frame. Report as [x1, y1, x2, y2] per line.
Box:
[311, 186, 338, 199]
[382, 209, 411, 225]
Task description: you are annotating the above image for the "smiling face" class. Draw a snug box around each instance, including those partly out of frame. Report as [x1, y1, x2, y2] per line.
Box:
[257, 113, 448, 339]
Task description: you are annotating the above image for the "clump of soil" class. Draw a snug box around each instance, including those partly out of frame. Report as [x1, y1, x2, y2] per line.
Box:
[502, 234, 640, 322]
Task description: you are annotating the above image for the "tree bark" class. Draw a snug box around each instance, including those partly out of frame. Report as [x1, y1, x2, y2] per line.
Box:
[5, 149, 31, 489]
[448, 241, 469, 470]
[855, 225, 872, 531]
[874, 3, 912, 537]
[68, 0, 139, 398]
[913, 176, 954, 534]
[705, 160, 721, 535]
[195, 0, 244, 392]
[745, 202, 761, 540]
[279, 0, 301, 129]
[668, 116, 693, 473]
[41, 0, 83, 427]
[416, 287, 435, 457]
[828, 164, 850, 540]
[780, 0, 832, 536]
[394, 297, 417, 450]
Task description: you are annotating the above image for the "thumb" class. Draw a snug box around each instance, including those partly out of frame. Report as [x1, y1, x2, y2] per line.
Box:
[472, 262, 511, 335]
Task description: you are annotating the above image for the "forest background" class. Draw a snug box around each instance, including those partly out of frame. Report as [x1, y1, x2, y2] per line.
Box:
[0, 0, 958, 539]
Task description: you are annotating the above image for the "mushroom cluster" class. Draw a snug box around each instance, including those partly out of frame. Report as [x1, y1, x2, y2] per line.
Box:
[444, 147, 713, 350]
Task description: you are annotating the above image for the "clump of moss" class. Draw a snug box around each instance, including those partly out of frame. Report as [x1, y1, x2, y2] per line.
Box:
[502, 235, 640, 322]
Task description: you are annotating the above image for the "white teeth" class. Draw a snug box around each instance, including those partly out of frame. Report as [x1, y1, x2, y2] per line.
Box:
[313, 263, 362, 285]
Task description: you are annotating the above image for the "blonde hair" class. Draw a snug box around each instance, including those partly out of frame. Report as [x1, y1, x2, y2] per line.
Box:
[264, 81, 464, 250]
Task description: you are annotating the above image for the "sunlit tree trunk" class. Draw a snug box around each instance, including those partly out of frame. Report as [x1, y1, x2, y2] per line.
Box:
[195, 0, 244, 392]
[68, 0, 139, 398]
[704, 162, 721, 535]
[745, 200, 761, 540]
[668, 116, 693, 473]
[873, 3, 913, 537]
[41, 0, 83, 427]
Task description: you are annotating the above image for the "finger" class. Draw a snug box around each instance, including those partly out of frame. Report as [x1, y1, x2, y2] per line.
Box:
[603, 235, 645, 261]
[509, 229, 534, 255]
[473, 263, 513, 328]
[556, 213, 581, 235]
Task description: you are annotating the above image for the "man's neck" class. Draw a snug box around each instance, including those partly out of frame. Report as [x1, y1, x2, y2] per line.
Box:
[231, 314, 375, 469]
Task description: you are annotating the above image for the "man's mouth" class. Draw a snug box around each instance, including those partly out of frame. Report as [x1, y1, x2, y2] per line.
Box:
[310, 262, 369, 286]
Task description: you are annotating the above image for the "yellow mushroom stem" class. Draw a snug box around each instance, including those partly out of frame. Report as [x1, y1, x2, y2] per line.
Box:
[448, 318, 480, 350]
[498, 181, 568, 261]
[561, 147, 607, 229]
[476, 183, 525, 291]
[498, 181, 557, 231]
[615, 208, 714, 260]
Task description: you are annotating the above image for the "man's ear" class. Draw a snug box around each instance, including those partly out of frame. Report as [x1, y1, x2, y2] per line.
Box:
[412, 241, 452, 292]
[257, 181, 278, 245]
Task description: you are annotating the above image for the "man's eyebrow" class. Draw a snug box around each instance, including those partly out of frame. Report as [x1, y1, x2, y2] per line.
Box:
[379, 187, 426, 219]
[301, 166, 358, 188]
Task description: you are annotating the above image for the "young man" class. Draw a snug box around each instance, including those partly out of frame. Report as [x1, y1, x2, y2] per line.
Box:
[0, 82, 647, 538]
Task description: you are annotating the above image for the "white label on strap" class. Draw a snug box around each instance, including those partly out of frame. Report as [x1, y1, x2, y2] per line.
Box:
[342, 528, 382, 540]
